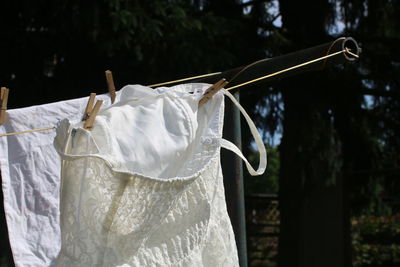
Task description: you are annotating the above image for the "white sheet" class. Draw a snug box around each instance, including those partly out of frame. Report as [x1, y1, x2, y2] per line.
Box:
[0, 94, 113, 267]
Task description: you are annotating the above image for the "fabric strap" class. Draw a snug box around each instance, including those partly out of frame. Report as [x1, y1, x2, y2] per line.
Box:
[220, 89, 267, 176]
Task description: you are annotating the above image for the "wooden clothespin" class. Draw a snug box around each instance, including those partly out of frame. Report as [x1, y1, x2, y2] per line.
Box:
[105, 70, 116, 103]
[0, 87, 9, 125]
[198, 79, 229, 107]
[82, 93, 103, 130]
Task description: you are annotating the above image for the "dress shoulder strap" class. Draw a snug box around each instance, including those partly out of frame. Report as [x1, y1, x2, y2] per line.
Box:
[220, 89, 267, 176]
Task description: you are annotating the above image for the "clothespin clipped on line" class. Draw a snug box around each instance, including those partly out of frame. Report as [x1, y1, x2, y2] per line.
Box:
[0, 87, 9, 125]
[198, 78, 229, 108]
[105, 70, 116, 104]
[82, 93, 103, 130]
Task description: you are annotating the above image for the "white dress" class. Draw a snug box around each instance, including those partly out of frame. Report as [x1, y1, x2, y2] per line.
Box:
[0, 93, 113, 267]
[53, 83, 266, 267]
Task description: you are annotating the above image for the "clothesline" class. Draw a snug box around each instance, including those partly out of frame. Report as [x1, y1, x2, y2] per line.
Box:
[0, 48, 358, 138]
[0, 126, 56, 137]
[147, 48, 358, 89]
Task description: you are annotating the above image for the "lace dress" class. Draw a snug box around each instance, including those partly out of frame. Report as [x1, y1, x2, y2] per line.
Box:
[54, 83, 266, 266]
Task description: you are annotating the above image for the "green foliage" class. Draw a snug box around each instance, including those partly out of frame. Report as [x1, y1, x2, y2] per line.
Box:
[244, 144, 279, 195]
[338, 0, 400, 215]
[352, 214, 400, 267]
[0, 0, 268, 107]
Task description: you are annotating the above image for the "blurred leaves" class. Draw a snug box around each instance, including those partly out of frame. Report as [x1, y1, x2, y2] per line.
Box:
[0, 0, 270, 107]
[245, 144, 280, 195]
[352, 214, 400, 266]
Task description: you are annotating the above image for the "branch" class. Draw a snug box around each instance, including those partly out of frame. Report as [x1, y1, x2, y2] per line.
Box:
[345, 168, 400, 175]
[359, 89, 400, 98]
[239, 0, 275, 8]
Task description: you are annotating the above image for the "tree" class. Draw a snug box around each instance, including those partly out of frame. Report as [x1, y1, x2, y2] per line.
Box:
[0, 0, 266, 107]
[1, 1, 399, 266]
[274, 0, 400, 266]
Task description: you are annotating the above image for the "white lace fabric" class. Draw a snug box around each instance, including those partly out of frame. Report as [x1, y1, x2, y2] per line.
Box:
[54, 83, 266, 266]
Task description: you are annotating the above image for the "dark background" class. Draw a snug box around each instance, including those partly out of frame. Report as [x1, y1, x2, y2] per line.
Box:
[1, 1, 399, 266]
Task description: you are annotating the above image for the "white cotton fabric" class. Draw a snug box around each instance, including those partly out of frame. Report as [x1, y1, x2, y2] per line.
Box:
[0, 94, 113, 267]
[53, 83, 266, 267]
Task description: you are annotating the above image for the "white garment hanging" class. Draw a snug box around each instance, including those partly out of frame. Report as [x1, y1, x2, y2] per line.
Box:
[53, 83, 266, 266]
[0, 94, 113, 267]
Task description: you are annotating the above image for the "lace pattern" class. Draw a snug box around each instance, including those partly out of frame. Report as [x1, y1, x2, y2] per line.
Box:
[55, 84, 240, 266]
[56, 155, 238, 267]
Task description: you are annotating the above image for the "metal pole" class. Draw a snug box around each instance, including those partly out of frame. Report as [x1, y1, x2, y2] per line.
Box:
[221, 91, 247, 266]
[195, 37, 360, 87]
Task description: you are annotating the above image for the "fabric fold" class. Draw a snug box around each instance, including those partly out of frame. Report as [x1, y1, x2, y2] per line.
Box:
[54, 84, 248, 266]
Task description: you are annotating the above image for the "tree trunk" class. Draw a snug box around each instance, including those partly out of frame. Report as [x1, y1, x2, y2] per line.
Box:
[277, 1, 351, 266]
